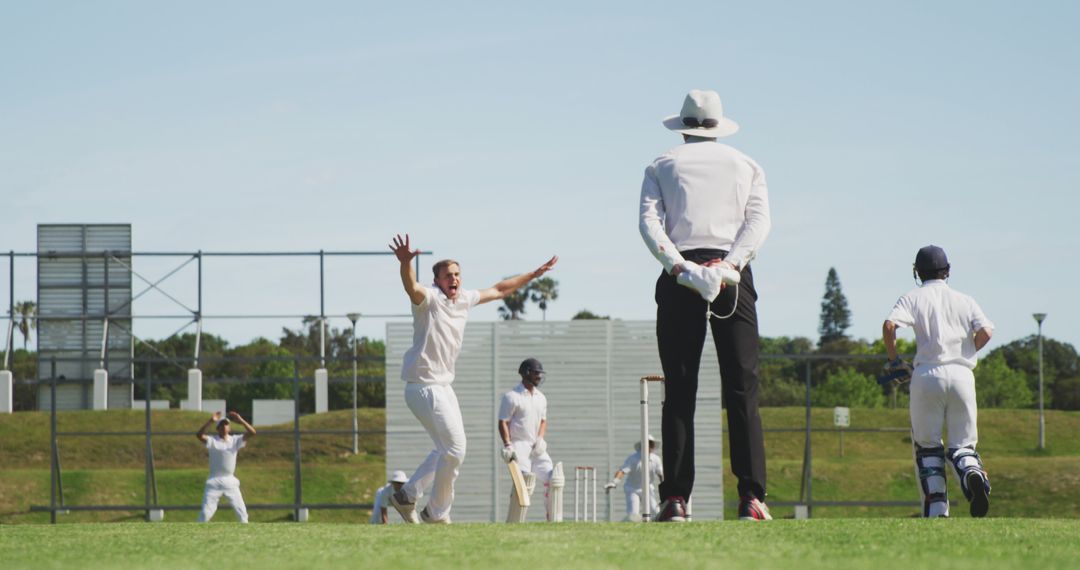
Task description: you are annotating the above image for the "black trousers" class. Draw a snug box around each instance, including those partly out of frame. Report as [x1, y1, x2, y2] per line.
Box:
[655, 249, 767, 502]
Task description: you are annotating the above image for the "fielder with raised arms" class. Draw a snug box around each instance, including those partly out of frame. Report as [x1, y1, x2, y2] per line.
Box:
[605, 435, 663, 522]
[498, 358, 564, 522]
[388, 233, 557, 524]
[195, 411, 256, 523]
[883, 245, 994, 518]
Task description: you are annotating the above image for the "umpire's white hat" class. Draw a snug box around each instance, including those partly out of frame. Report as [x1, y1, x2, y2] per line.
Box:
[663, 90, 740, 138]
[390, 470, 408, 483]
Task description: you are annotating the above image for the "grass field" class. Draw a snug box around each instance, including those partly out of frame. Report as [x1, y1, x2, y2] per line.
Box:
[3, 519, 1080, 569]
[3, 407, 1080, 523]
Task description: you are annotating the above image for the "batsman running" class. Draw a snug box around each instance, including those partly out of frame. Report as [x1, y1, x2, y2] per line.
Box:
[498, 358, 564, 522]
[605, 435, 663, 522]
[388, 233, 557, 524]
[883, 245, 994, 518]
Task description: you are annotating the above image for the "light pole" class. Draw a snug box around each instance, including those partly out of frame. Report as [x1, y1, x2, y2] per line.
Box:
[347, 312, 361, 455]
[1033, 313, 1047, 450]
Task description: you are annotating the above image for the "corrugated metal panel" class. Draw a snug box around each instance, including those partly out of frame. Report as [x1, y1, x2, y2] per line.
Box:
[37, 383, 87, 410]
[387, 319, 726, 522]
[37, 225, 133, 408]
[37, 380, 132, 410]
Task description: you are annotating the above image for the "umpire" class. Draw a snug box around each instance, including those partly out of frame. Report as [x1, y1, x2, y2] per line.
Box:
[638, 90, 772, 522]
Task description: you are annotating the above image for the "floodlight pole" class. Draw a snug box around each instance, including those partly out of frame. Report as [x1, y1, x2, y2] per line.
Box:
[1034, 313, 1047, 450]
[347, 313, 360, 455]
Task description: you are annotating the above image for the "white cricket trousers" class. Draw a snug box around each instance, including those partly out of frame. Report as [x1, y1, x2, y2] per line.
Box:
[403, 383, 466, 521]
[509, 441, 554, 484]
[909, 363, 978, 449]
[624, 486, 659, 519]
[198, 476, 249, 523]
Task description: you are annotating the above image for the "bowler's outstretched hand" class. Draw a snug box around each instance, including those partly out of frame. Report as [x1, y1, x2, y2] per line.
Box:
[389, 234, 421, 264]
[534, 255, 558, 277]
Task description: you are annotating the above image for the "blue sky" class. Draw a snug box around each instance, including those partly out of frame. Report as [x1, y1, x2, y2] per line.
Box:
[2, 1, 1078, 352]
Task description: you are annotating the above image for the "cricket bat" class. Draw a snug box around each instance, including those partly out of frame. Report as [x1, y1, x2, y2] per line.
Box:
[507, 459, 531, 507]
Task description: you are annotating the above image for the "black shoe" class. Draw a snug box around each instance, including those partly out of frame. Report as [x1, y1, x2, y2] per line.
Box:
[966, 471, 990, 518]
[655, 497, 687, 522]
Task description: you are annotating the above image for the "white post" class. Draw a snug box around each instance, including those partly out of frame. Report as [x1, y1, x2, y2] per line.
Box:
[187, 369, 203, 411]
[93, 369, 108, 410]
[0, 370, 12, 413]
[315, 368, 328, 414]
[640, 378, 650, 522]
[574, 468, 580, 522]
[591, 468, 596, 522]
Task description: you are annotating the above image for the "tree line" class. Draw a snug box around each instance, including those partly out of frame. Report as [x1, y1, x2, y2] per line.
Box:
[4, 268, 1077, 411]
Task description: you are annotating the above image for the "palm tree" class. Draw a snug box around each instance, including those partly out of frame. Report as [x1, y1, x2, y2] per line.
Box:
[14, 301, 36, 351]
[497, 286, 529, 320]
[529, 277, 559, 321]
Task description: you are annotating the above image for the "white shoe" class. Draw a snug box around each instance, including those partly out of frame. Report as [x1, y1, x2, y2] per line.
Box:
[390, 489, 420, 524]
[420, 506, 451, 524]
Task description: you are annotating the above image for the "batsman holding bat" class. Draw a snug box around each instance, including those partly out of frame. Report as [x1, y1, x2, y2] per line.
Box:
[883, 245, 994, 518]
[498, 358, 563, 522]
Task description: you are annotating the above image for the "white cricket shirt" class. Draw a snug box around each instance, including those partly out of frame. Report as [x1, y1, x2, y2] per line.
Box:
[639, 139, 771, 272]
[619, 450, 663, 491]
[369, 483, 393, 524]
[498, 383, 547, 445]
[401, 286, 481, 385]
[887, 280, 994, 369]
[206, 434, 246, 479]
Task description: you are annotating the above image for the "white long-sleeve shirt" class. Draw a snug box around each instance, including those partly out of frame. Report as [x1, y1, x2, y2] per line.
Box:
[639, 139, 771, 271]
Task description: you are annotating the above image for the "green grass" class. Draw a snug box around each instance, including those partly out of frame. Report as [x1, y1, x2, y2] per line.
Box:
[3, 519, 1080, 569]
[3, 407, 1080, 524]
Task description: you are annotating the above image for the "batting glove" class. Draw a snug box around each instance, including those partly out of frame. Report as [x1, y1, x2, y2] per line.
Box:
[604, 481, 617, 490]
[531, 438, 547, 457]
[501, 445, 517, 464]
[878, 358, 914, 386]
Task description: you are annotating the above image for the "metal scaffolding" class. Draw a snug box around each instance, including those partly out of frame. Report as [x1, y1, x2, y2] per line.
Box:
[1, 246, 426, 522]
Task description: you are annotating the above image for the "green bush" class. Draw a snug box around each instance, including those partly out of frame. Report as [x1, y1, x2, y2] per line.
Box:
[975, 353, 1033, 408]
[813, 367, 884, 408]
[1051, 376, 1080, 410]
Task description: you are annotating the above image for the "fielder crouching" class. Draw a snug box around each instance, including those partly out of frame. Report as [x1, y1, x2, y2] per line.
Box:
[196, 411, 256, 523]
[498, 358, 564, 522]
[605, 435, 663, 522]
[883, 245, 994, 518]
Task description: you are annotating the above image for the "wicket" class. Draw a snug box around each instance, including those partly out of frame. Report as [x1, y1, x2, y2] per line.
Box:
[640, 375, 664, 522]
[573, 466, 597, 522]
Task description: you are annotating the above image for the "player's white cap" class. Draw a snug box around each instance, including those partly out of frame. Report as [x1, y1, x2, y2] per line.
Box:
[390, 470, 408, 483]
[634, 434, 658, 452]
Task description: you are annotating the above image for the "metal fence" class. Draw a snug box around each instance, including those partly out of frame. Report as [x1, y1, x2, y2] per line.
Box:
[2, 247, 424, 410]
[30, 353, 385, 523]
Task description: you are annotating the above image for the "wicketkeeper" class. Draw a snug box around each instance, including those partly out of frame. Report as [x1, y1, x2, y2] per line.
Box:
[370, 470, 410, 524]
[196, 411, 256, 523]
[498, 358, 563, 522]
[883, 245, 994, 518]
[605, 435, 663, 522]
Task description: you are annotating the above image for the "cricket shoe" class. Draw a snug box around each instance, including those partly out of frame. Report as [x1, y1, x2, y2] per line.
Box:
[420, 506, 451, 525]
[655, 497, 687, 522]
[738, 496, 773, 521]
[966, 471, 991, 518]
[390, 489, 420, 524]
